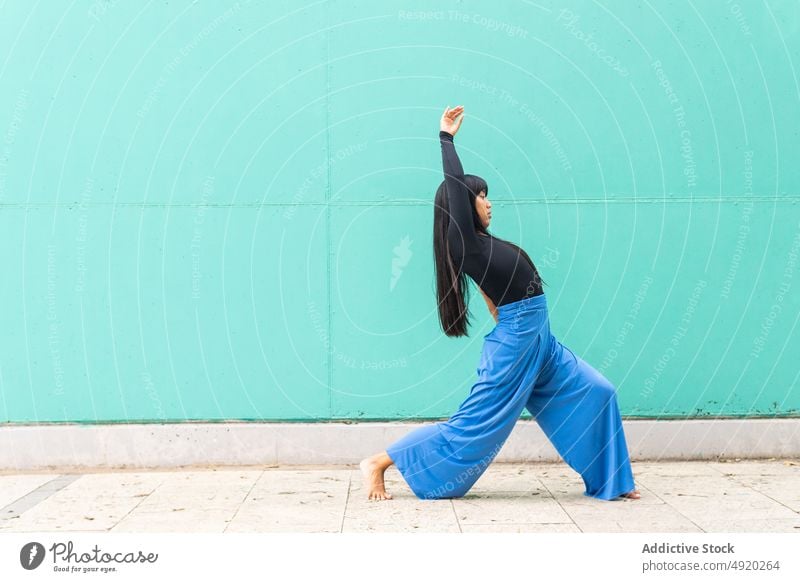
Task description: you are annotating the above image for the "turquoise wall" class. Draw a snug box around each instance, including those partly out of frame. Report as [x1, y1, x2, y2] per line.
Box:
[1, 1, 798, 423]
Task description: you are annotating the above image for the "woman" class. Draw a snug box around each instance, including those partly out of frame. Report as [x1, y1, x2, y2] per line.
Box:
[359, 105, 640, 502]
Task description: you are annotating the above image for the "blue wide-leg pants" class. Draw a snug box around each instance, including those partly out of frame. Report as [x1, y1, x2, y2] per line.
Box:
[385, 292, 636, 500]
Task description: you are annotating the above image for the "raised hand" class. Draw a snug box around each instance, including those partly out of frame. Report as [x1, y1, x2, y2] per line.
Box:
[440, 105, 465, 136]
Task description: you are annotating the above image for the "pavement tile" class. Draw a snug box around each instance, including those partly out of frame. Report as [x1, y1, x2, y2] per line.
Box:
[112, 508, 236, 533]
[627, 461, 724, 476]
[227, 490, 345, 532]
[637, 473, 799, 521]
[0, 475, 60, 511]
[536, 474, 663, 506]
[0, 473, 164, 532]
[140, 470, 260, 508]
[698, 518, 800, 533]
[452, 491, 573, 525]
[230, 523, 342, 533]
[461, 523, 582, 533]
[347, 470, 457, 531]
[250, 469, 351, 494]
[146, 469, 262, 489]
[469, 465, 551, 493]
[721, 474, 800, 512]
[109, 471, 261, 532]
[567, 503, 704, 533]
[343, 519, 460, 533]
[637, 473, 761, 495]
[706, 459, 800, 476]
[641, 475, 792, 507]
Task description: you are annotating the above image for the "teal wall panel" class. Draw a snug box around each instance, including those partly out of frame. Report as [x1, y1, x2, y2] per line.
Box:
[0, 1, 797, 422]
[0, 204, 330, 422]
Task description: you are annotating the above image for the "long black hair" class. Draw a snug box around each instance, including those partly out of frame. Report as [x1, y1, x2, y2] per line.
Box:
[433, 174, 547, 337]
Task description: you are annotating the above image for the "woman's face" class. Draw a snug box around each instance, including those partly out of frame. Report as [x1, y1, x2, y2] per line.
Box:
[475, 189, 492, 228]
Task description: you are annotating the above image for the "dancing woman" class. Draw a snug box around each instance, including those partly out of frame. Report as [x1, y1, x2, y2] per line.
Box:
[360, 105, 640, 502]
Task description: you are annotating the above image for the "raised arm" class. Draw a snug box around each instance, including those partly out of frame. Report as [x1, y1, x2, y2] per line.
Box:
[440, 129, 481, 258]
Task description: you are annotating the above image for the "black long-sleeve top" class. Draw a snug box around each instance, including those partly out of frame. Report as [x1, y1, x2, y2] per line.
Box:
[440, 130, 543, 307]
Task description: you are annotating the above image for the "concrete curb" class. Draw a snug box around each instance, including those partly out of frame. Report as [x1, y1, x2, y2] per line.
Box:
[1, 418, 798, 470]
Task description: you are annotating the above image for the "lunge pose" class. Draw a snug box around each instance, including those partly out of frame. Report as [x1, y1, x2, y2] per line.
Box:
[360, 105, 640, 502]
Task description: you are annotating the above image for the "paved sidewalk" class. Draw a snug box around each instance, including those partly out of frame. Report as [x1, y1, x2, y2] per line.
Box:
[1, 459, 798, 533]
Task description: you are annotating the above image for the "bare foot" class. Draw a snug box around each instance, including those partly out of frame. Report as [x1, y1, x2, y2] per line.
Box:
[359, 457, 393, 500]
[619, 489, 641, 499]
